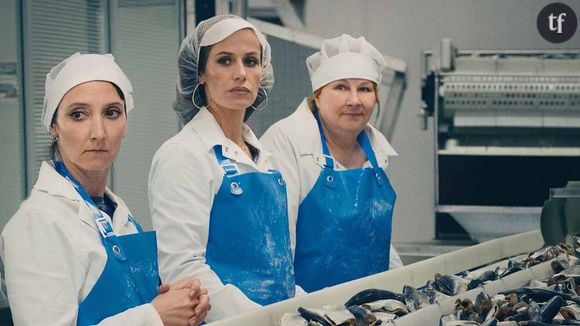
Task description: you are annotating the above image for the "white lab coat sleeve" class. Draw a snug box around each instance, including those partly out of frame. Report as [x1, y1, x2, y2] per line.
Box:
[260, 123, 301, 257]
[148, 142, 260, 322]
[1, 209, 163, 326]
[389, 245, 404, 269]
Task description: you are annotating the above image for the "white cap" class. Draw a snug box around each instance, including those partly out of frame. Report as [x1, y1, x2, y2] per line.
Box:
[307, 34, 386, 92]
[42, 53, 134, 131]
[199, 17, 267, 48]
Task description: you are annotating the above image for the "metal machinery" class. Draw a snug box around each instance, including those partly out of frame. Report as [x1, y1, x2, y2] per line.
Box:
[420, 39, 580, 242]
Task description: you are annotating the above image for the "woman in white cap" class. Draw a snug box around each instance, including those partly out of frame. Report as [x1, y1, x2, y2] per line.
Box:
[261, 34, 403, 293]
[1, 53, 210, 325]
[148, 15, 295, 321]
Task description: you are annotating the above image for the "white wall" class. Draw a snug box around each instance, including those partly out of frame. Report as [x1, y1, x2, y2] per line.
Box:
[301, 0, 580, 241]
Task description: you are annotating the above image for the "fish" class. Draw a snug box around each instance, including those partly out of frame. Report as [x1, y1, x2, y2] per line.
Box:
[434, 273, 469, 296]
[347, 305, 379, 326]
[361, 299, 409, 316]
[539, 295, 565, 322]
[499, 288, 580, 304]
[344, 288, 404, 308]
[403, 285, 431, 312]
[297, 307, 332, 326]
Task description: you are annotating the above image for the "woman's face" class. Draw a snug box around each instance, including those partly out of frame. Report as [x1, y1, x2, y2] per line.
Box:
[315, 78, 377, 136]
[200, 28, 262, 114]
[51, 81, 127, 174]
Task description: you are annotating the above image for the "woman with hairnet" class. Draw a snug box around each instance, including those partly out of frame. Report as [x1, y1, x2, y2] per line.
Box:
[148, 15, 295, 322]
[1, 53, 210, 326]
[261, 34, 403, 293]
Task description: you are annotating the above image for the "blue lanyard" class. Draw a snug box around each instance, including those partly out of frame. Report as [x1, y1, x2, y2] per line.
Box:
[53, 161, 141, 260]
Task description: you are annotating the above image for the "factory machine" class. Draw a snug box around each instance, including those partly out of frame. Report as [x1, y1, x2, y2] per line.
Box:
[420, 40, 580, 242]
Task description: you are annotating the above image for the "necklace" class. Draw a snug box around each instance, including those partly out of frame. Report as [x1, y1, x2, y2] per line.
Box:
[239, 142, 256, 160]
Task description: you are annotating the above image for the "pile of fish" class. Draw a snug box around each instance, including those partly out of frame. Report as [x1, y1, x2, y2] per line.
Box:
[280, 243, 580, 326]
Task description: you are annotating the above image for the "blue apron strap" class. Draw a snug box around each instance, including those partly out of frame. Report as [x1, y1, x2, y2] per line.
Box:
[53, 161, 128, 261]
[357, 132, 385, 185]
[312, 111, 384, 185]
[213, 145, 240, 176]
[312, 110, 335, 169]
[128, 215, 144, 233]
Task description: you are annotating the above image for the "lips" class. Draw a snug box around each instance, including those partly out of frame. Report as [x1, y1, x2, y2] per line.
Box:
[230, 86, 250, 95]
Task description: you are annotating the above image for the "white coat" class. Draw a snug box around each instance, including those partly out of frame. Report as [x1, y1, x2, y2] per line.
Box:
[261, 99, 404, 269]
[149, 108, 294, 322]
[0, 161, 162, 326]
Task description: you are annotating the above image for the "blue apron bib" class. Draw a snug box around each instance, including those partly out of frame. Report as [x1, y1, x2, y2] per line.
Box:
[294, 112, 396, 292]
[54, 162, 159, 325]
[205, 146, 295, 305]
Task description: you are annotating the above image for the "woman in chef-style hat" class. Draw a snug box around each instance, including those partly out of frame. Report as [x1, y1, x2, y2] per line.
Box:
[262, 34, 403, 293]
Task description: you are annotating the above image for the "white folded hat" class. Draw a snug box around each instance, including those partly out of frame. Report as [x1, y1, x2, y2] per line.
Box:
[307, 34, 386, 92]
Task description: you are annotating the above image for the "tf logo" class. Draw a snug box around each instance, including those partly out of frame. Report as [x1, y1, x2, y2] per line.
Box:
[537, 2, 578, 43]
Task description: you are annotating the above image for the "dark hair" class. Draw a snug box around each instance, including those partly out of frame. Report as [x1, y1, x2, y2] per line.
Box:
[195, 45, 212, 107]
[48, 82, 126, 161]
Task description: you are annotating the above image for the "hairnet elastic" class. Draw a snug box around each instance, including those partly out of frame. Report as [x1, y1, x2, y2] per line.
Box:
[307, 34, 386, 92]
[42, 53, 133, 132]
[174, 14, 274, 124]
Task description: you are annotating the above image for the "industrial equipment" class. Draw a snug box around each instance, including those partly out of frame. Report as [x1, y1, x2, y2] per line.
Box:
[420, 39, 580, 242]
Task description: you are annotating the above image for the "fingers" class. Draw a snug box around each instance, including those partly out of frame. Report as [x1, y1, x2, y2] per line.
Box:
[172, 277, 202, 291]
[157, 283, 170, 294]
[194, 294, 211, 316]
[186, 293, 210, 325]
[189, 305, 209, 326]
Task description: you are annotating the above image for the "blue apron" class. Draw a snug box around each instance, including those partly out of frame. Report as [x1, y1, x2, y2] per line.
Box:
[205, 146, 295, 305]
[294, 112, 396, 292]
[54, 162, 159, 325]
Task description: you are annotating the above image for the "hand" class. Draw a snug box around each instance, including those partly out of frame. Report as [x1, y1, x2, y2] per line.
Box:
[153, 278, 211, 325]
[189, 292, 210, 326]
[169, 277, 203, 299]
[152, 287, 197, 326]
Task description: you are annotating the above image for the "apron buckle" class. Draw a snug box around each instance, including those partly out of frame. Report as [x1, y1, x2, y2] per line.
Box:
[222, 163, 239, 176]
[95, 217, 114, 238]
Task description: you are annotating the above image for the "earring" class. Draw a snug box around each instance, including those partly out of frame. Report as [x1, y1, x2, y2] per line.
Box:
[250, 86, 269, 111]
[191, 83, 204, 109]
[50, 134, 59, 142]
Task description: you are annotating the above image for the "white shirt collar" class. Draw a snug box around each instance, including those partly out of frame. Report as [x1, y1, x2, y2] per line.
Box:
[185, 107, 272, 164]
[34, 161, 131, 230]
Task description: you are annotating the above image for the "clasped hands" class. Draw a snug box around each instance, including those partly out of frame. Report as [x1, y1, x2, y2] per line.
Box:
[153, 277, 211, 326]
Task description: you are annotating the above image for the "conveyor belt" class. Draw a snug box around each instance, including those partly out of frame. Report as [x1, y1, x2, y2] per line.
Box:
[207, 230, 545, 325]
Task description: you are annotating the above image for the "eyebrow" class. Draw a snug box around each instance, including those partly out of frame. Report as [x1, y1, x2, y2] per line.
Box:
[335, 80, 373, 86]
[214, 51, 260, 56]
[65, 101, 124, 109]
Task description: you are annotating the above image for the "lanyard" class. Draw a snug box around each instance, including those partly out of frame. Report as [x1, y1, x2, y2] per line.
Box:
[53, 161, 141, 260]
